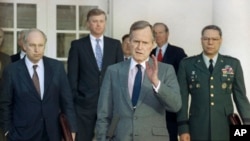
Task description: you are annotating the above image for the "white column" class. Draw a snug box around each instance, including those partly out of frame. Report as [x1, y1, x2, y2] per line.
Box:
[213, 0, 250, 100]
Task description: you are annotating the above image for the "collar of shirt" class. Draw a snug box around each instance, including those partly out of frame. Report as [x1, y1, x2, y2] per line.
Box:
[20, 50, 26, 59]
[89, 34, 104, 41]
[129, 57, 149, 71]
[202, 53, 218, 68]
[124, 56, 131, 60]
[90, 34, 104, 55]
[25, 56, 44, 77]
[157, 42, 168, 56]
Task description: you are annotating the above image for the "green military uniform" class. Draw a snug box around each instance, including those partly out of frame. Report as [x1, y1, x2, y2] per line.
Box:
[177, 53, 250, 141]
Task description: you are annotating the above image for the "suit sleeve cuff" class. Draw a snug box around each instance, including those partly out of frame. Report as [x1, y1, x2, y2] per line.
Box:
[152, 81, 161, 93]
[178, 120, 189, 134]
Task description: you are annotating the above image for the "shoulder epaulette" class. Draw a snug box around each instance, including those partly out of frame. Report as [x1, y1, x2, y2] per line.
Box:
[222, 55, 239, 61]
[183, 54, 199, 60]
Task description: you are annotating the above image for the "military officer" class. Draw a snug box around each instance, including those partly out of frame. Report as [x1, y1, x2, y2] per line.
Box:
[177, 25, 250, 141]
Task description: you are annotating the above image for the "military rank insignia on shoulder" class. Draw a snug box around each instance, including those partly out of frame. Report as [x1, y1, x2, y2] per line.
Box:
[223, 55, 239, 61]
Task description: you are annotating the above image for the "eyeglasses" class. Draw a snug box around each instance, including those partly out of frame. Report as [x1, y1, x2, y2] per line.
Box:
[202, 37, 221, 42]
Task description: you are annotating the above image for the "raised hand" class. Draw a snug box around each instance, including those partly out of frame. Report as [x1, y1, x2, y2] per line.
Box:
[145, 54, 160, 87]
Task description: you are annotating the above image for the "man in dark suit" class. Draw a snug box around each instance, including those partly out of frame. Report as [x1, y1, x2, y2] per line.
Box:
[177, 25, 250, 141]
[150, 22, 187, 141]
[0, 28, 11, 141]
[96, 20, 181, 141]
[0, 28, 77, 141]
[67, 8, 123, 141]
[0, 28, 11, 80]
[11, 30, 26, 62]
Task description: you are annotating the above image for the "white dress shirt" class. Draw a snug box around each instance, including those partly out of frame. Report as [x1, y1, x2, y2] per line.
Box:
[20, 50, 26, 59]
[90, 34, 104, 58]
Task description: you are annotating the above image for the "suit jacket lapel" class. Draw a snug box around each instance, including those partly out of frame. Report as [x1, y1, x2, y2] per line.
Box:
[119, 60, 133, 109]
[43, 57, 53, 100]
[84, 35, 100, 71]
[136, 74, 151, 108]
[136, 59, 154, 108]
[163, 44, 172, 63]
[102, 37, 112, 71]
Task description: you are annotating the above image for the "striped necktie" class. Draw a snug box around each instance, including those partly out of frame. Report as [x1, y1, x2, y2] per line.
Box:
[95, 39, 103, 71]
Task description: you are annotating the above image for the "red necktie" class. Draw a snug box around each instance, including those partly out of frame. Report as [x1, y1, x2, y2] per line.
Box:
[157, 49, 163, 62]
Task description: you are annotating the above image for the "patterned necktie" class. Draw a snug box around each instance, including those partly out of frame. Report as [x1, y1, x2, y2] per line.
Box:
[209, 59, 213, 74]
[132, 64, 142, 107]
[157, 48, 163, 62]
[95, 39, 103, 71]
[32, 65, 40, 96]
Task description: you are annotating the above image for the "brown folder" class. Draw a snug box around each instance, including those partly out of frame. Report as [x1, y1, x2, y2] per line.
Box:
[228, 113, 242, 125]
[59, 113, 73, 141]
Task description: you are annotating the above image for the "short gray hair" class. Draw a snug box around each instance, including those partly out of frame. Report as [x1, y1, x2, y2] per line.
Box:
[153, 22, 169, 32]
[202, 25, 222, 37]
[129, 20, 154, 41]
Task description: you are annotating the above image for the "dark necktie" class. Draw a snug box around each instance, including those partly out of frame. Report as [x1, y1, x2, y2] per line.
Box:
[132, 64, 142, 107]
[157, 48, 163, 62]
[32, 65, 40, 96]
[209, 59, 213, 74]
[96, 39, 103, 71]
